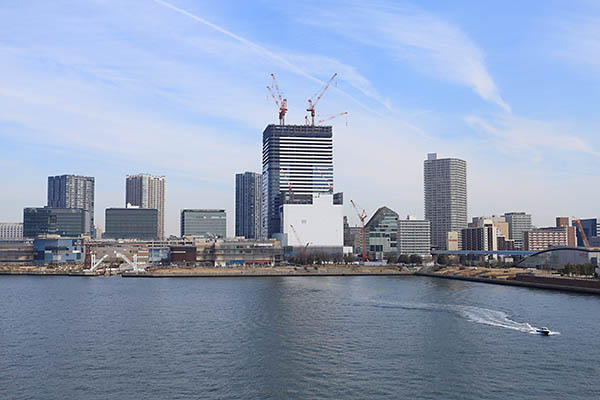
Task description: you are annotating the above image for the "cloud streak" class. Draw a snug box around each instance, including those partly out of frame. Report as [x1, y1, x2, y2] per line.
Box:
[299, 1, 510, 111]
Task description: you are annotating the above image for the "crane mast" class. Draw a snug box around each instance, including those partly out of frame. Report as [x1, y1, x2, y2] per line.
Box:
[267, 73, 288, 125]
[306, 73, 337, 126]
[350, 200, 368, 262]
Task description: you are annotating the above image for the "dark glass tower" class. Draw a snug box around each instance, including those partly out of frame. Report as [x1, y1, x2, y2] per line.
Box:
[235, 172, 262, 239]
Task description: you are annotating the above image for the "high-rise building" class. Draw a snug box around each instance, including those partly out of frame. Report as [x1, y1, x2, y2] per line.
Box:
[262, 124, 333, 239]
[424, 153, 467, 250]
[235, 172, 262, 239]
[23, 208, 87, 238]
[181, 209, 226, 238]
[556, 217, 576, 247]
[573, 218, 599, 247]
[0, 223, 23, 240]
[503, 212, 532, 249]
[104, 208, 158, 240]
[365, 206, 399, 260]
[126, 174, 165, 239]
[47, 175, 94, 235]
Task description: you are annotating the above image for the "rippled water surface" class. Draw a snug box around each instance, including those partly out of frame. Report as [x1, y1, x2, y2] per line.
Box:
[1, 275, 599, 399]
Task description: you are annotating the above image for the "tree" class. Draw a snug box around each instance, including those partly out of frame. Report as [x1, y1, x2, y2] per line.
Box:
[385, 254, 398, 264]
[436, 254, 449, 265]
[398, 254, 410, 264]
[409, 254, 423, 265]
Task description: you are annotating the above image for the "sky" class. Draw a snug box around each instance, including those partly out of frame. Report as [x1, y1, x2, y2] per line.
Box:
[1, 0, 599, 236]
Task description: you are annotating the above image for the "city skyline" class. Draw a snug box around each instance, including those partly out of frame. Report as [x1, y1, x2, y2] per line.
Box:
[2, 1, 600, 236]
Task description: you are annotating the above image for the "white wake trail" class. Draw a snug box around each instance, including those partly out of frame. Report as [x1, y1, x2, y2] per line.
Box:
[368, 301, 559, 335]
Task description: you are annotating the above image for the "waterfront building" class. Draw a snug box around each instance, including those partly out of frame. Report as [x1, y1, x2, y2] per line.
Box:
[279, 193, 343, 253]
[572, 218, 599, 247]
[397, 216, 431, 256]
[503, 212, 532, 250]
[47, 175, 95, 235]
[0, 222, 23, 240]
[235, 172, 262, 239]
[262, 124, 334, 239]
[424, 153, 467, 250]
[126, 174, 165, 239]
[0, 240, 33, 264]
[194, 237, 283, 267]
[180, 209, 226, 238]
[524, 227, 569, 251]
[33, 237, 84, 265]
[23, 207, 87, 238]
[365, 206, 399, 260]
[104, 208, 158, 240]
[520, 247, 600, 269]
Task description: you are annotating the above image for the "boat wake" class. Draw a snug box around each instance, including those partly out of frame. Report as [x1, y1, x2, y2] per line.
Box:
[368, 301, 560, 335]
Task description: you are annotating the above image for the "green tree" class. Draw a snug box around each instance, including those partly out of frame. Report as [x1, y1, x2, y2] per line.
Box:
[436, 254, 449, 265]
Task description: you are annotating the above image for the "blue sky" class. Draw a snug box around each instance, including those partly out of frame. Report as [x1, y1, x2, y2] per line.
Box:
[1, 0, 599, 236]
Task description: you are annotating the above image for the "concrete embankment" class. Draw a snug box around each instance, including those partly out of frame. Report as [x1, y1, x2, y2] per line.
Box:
[416, 272, 600, 295]
[122, 266, 412, 278]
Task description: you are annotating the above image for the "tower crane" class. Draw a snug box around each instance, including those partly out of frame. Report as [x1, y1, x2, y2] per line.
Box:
[306, 73, 337, 126]
[280, 167, 294, 201]
[350, 200, 369, 262]
[290, 224, 310, 258]
[266, 73, 288, 125]
[316, 111, 348, 125]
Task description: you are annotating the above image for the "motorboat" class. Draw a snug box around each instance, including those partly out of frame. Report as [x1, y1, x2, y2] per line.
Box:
[536, 327, 551, 336]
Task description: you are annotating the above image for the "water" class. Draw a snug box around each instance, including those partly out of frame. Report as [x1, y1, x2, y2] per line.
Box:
[0, 275, 598, 399]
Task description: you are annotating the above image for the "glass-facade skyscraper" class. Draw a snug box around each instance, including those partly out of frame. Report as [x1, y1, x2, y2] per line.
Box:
[261, 124, 333, 238]
[180, 209, 226, 238]
[47, 175, 94, 235]
[235, 172, 262, 239]
[424, 153, 467, 250]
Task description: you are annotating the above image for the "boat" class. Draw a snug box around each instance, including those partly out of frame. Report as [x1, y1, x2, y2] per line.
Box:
[536, 327, 551, 336]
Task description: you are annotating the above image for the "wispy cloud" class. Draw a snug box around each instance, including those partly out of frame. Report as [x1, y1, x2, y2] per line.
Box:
[299, 1, 510, 112]
[465, 114, 600, 162]
[555, 15, 600, 71]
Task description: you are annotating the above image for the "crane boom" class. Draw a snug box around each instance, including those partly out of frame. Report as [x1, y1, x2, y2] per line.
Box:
[316, 111, 348, 125]
[574, 219, 591, 247]
[306, 73, 337, 125]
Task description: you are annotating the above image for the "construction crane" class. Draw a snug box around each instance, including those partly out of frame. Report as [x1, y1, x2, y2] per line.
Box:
[280, 167, 294, 202]
[316, 111, 348, 125]
[306, 73, 337, 126]
[266, 73, 288, 125]
[313, 166, 333, 192]
[90, 253, 108, 272]
[290, 224, 310, 258]
[574, 219, 591, 248]
[350, 200, 368, 262]
[115, 251, 145, 273]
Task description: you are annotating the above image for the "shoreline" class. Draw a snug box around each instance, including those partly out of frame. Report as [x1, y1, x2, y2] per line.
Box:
[416, 272, 600, 296]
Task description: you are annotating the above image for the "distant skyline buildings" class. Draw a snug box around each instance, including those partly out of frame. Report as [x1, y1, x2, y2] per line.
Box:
[235, 172, 262, 239]
[424, 153, 467, 250]
[47, 175, 94, 235]
[104, 208, 158, 240]
[23, 207, 87, 238]
[126, 174, 165, 239]
[503, 212, 533, 250]
[0, 222, 23, 240]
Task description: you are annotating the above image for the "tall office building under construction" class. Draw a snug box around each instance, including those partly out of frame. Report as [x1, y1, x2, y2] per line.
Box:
[261, 124, 342, 248]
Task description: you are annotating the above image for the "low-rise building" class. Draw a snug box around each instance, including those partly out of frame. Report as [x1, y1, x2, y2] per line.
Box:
[104, 208, 158, 240]
[0, 223, 23, 240]
[0, 240, 33, 264]
[180, 209, 226, 238]
[33, 236, 84, 265]
[397, 216, 430, 256]
[524, 227, 568, 251]
[194, 237, 282, 267]
[23, 207, 87, 238]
